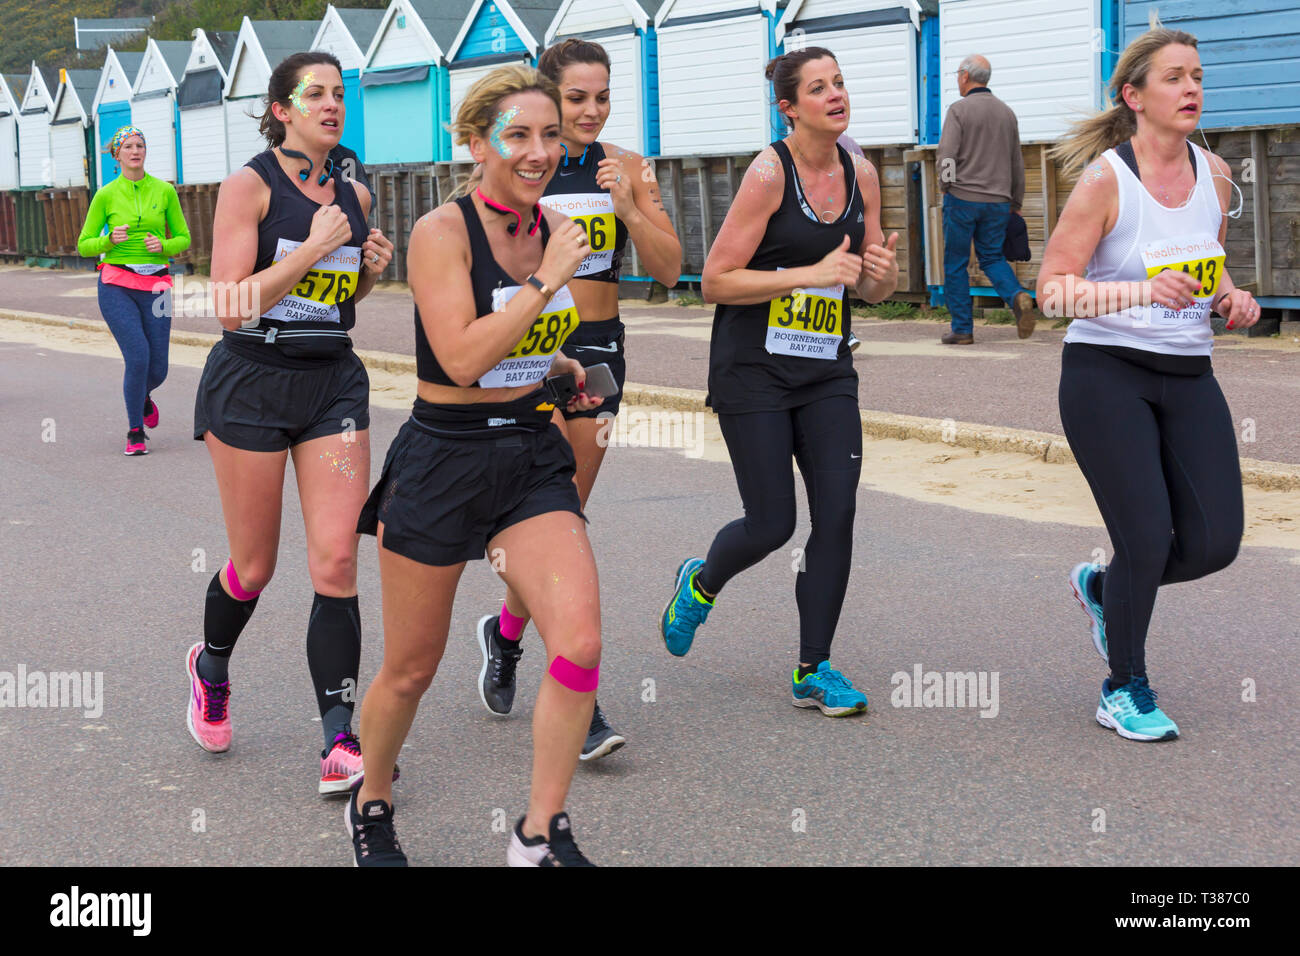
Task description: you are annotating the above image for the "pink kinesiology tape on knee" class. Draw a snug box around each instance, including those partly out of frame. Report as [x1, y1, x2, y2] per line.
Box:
[548, 655, 599, 692]
[225, 560, 262, 601]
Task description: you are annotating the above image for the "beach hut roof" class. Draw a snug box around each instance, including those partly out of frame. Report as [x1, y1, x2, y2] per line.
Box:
[336, 7, 387, 51]
[52, 68, 100, 125]
[777, 0, 920, 39]
[251, 20, 323, 70]
[200, 30, 240, 76]
[74, 16, 153, 52]
[405, 0, 480, 57]
[20, 63, 59, 112]
[447, 0, 564, 62]
[656, 0, 783, 29]
[0, 74, 20, 115]
[155, 40, 193, 87]
[92, 48, 145, 112]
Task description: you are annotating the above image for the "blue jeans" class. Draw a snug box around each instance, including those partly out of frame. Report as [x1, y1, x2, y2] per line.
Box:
[942, 193, 1024, 334]
[98, 277, 172, 430]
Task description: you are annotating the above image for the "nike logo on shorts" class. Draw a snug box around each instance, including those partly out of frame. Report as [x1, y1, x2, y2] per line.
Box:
[574, 343, 619, 352]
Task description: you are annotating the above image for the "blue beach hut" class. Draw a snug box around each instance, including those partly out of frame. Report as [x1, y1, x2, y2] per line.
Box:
[445, 1, 564, 162]
[312, 5, 387, 162]
[361, 0, 476, 165]
[91, 48, 144, 188]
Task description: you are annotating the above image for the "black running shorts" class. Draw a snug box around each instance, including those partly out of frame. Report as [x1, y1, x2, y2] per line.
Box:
[193, 341, 370, 452]
[357, 419, 584, 566]
[559, 317, 625, 420]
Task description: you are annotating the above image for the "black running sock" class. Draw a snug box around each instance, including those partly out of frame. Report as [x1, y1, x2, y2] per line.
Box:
[307, 593, 362, 749]
[1088, 567, 1105, 605]
[796, 659, 827, 681]
[199, 571, 258, 684]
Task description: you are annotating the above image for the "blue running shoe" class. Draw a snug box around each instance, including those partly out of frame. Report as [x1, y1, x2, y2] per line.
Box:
[1096, 676, 1179, 741]
[792, 661, 868, 717]
[1069, 561, 1107, 662]
[660, 558, 712, 657]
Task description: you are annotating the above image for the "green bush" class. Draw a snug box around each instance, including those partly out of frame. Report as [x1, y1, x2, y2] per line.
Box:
[983, 308, 1014, 325]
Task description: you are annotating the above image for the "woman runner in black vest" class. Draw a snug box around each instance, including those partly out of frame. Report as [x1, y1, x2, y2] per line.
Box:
[186, 53, 395, 796]
[472, 38, 682, 761]
[659, 47, 899, 716]
[347, 65, 604, 866]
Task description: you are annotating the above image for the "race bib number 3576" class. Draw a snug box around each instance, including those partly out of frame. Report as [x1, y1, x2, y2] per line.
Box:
[261, 238, 361, 324]
[765, 283, 844, 359]
[479, 284, 580, 388]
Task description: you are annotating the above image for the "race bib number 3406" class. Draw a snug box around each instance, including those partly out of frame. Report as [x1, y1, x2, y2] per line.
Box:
[261, 238, 361, 324]
[1141, 233, 1225, 326]
[765, 282, 845, 359]
[479, 284, 580, 388]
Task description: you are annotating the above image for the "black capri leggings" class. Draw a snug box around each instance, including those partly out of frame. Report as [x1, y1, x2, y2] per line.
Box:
[696, 393, 862, 665]
[1059, 343, 1243, 685]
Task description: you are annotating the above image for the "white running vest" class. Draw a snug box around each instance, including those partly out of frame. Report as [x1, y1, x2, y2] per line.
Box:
[1063, 144, 1223, 355]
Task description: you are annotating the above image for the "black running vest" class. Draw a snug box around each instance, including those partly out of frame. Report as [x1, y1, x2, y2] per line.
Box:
[416, 196, 579, 388]
[706, 140, 865, 413]
[223, 150, 369, 367]
[539, 141, 628, 284]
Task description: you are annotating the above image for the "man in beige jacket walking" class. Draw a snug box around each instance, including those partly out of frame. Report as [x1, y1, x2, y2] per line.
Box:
[937, 55, 1037, 343]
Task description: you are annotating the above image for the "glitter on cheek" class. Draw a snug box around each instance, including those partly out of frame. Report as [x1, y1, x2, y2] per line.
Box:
[490, 106, 520, 159]
[290, 72, 315, 117]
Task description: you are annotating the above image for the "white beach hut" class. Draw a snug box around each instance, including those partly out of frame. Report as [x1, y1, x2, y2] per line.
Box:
[177, 29, 238, 184]
[17, 64, 58, 187]
[131, 39, 191, 183]
[48, 69, 100, 188]
[0, 74, 22, 190]
[224, 18, 322, 174]
[544, 0, 666, 156]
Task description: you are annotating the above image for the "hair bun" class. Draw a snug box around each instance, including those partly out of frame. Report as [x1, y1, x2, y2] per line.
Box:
[764, 56, 782, 82]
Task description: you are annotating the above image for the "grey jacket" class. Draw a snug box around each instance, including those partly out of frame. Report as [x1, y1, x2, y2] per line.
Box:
[936, 88, 1024, 207]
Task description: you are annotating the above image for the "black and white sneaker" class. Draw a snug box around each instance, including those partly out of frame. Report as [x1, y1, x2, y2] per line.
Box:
[506, 812, 595, 867]
[579, 702, 626, 761]
[476, 614, 522, 716]
[345, 786, 408, 867]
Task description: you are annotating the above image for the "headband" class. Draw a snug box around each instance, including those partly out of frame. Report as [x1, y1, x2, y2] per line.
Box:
[108, 126, 146, 158]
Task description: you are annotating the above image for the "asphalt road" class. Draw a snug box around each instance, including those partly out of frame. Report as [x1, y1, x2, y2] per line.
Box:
[1, 340, 1297, 866]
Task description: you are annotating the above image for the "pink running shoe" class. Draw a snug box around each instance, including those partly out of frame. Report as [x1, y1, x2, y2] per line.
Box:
[143, 396, 159, 429]
[186, 642, 232, 753]
[320, 731, 401, 795]
[124, 428, 148, 456]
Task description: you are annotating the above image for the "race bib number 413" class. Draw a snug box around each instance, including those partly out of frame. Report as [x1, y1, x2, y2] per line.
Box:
[479, 284, 580, 388]
[539, 193, 615, 278]
[765, 282, 845, 359]
[261, 238, 361, 324]
[1141, 233, 1225, 326]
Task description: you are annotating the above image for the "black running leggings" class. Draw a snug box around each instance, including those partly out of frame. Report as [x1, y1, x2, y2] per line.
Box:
[1059, 344, 1243, 685]
[697, 394, 862, 665]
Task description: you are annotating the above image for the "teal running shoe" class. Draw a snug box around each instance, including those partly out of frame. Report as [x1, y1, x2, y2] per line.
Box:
[792, 661, 868, 717]
[660, 558, 712, 657]
[1069, 561, 1107, 661]
[1096, 676, 1179, 741]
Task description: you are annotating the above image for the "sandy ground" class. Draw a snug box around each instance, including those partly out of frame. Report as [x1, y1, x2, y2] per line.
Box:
[4, 316, 1297, 558]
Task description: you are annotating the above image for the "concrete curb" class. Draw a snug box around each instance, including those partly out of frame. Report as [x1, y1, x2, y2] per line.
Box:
[5, 307, 1298, 491]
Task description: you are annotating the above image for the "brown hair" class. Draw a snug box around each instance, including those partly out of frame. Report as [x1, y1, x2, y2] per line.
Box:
[765, 46, 838, 112]
[258, 52, 344, 148]
[1051, 25, 1199, 172]
[538, 37, 611, 82]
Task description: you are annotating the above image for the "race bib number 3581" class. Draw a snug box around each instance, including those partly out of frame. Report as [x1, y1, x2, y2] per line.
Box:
[765, 283, 844, 359]
[261, 238, 361, 324]
[479, 284, 580, 388]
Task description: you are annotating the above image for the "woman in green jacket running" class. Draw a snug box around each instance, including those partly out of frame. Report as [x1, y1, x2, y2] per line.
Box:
[77, 126, 191, 455]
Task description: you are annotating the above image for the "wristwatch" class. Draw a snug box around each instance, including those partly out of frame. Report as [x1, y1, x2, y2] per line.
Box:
[525, 274, 552, 299]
